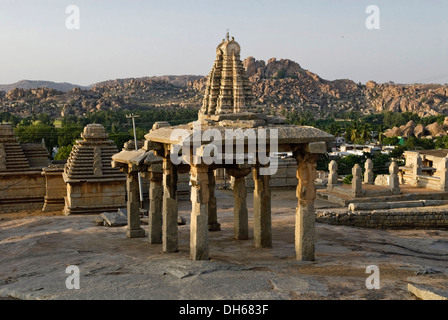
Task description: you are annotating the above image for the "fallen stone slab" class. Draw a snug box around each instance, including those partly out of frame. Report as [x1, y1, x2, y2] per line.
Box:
[349, 201, 424, 211]
[101, 211, 127, 227]
[407, 283, 448, 300]
[348, 200, 448, 211]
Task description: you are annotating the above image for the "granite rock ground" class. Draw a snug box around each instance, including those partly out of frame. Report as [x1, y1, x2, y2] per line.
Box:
[0, 190, 447, 300]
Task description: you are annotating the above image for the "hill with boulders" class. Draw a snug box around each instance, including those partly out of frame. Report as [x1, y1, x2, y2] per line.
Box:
[1, 58, 448, 119]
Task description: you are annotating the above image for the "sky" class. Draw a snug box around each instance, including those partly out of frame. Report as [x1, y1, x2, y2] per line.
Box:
[0, 0, 447, 86]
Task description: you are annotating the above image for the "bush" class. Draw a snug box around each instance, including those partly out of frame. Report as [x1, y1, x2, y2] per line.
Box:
[54, 145, 73, 160]
[343, 174, 353, 184]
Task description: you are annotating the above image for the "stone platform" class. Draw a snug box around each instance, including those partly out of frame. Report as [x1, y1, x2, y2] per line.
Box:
[0, 190, 447, 300]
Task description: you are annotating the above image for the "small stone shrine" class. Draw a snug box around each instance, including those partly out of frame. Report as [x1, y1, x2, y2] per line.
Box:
[63, 124, 126, 214]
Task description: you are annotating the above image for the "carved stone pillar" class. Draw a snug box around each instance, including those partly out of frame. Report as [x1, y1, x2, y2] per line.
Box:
[252, 166, 272, 248]
[190, 165, 210, 260]
[295, 152, 319, 261]
[389, 161, 400, 194]
[148, 164, 163, 244]
[364, 159, 374, 185]
[352, 164, 363, 197]
[233, 176, 248, 240]
[228, 166, 252, 241]
[126, 171, 145, 238]
[162, 158, 178, 253]
[440, 157, 448, 191]
[327, 160, 338, 189]
[208, 168, 220, 231]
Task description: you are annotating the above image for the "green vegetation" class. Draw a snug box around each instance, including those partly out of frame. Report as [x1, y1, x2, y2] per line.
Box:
[5, 107, 199, 159]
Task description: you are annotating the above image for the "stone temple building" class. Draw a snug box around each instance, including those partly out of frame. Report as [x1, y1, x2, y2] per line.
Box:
[0, 124, 50, 212]
[113, 34, 334, 262]
[63, 124, 126, 214]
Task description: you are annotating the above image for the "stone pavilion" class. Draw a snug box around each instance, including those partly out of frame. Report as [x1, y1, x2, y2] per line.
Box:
[113, 34, 334, 261]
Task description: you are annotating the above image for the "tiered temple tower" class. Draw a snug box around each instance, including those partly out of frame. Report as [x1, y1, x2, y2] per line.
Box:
[200, 33, 255, 118]
[0, 124, 50, 211]
[63, 124, 126, 214]
[0, 124, 30, 171]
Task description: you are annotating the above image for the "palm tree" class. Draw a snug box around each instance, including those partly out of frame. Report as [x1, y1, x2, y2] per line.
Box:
[360, 123, 372, 143]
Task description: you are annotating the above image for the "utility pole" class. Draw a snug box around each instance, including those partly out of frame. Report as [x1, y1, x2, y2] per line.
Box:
[126, 114, 144, 208]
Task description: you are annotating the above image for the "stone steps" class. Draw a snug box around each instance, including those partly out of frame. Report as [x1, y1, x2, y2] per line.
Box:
[3, 143, 30, 169]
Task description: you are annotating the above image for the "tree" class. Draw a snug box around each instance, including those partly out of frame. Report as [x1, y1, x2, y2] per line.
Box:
[54, 145, 73, 160]
[57, 124, 83, 147]
[14, 123, 58, 153]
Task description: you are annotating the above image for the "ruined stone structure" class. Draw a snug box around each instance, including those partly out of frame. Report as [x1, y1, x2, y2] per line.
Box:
[63, 124, 126, 214]
[243, 156, 299, 189]
[0, 124, 50, 212]
[132, 35, 334, 262]
[401, 150, 448, 191]
[41, 163, 66, 212]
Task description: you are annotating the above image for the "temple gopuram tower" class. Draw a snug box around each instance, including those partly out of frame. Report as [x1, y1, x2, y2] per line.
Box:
[63, 124, 126, 215]
[200, 32, 254, 116]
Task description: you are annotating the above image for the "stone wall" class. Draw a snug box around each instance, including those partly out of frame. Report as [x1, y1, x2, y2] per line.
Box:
[316, 208, 448, 229]
[64, 180, 126, 215]
[0, 171, 46, 212]
[246, 157, 298, 189]
[41, 164, 66, 212]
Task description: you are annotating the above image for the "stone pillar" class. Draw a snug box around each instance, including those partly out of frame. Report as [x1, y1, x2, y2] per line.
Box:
[148, 164, 163, 244]
[208, 168, 221, 231]
[253, 166, 272, 248]
[413, 154, 423, 177]
[0, 143, 6, 170]
[364, 159, 374, 184]
[440, 157, 448, 191]
[327, 160, 338, 189]
[389, 161, 400, 194]
[233, 176, 248, 240]
[295, 153, 318, 261]
[190, 165, 210, 261]
[352, 164, 363, 197]
[126, 171, 145, 238]
[162, 159, 178, 253]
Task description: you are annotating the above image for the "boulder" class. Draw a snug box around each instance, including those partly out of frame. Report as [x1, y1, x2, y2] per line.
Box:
[443, 117, 448, 130]
[413, 124, 426, 138]
[426, 122, 447, 137]
[400, 120, 416, 138]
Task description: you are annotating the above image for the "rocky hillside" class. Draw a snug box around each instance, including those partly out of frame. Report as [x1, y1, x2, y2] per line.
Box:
[365, 81, 448, 117]
[190, 57, 448, 117]
[0, 80, 90, 92]
[2, 59, 448, 119]
[0, 76, 203, 118]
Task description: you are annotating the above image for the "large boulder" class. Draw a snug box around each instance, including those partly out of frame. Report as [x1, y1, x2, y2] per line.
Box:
[400, 120, 416, 138]
[443, 117, 448, 130]
[414, 124, 426, 138]
[426, 122, 447, 137]
[384, 126, 402, 138]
